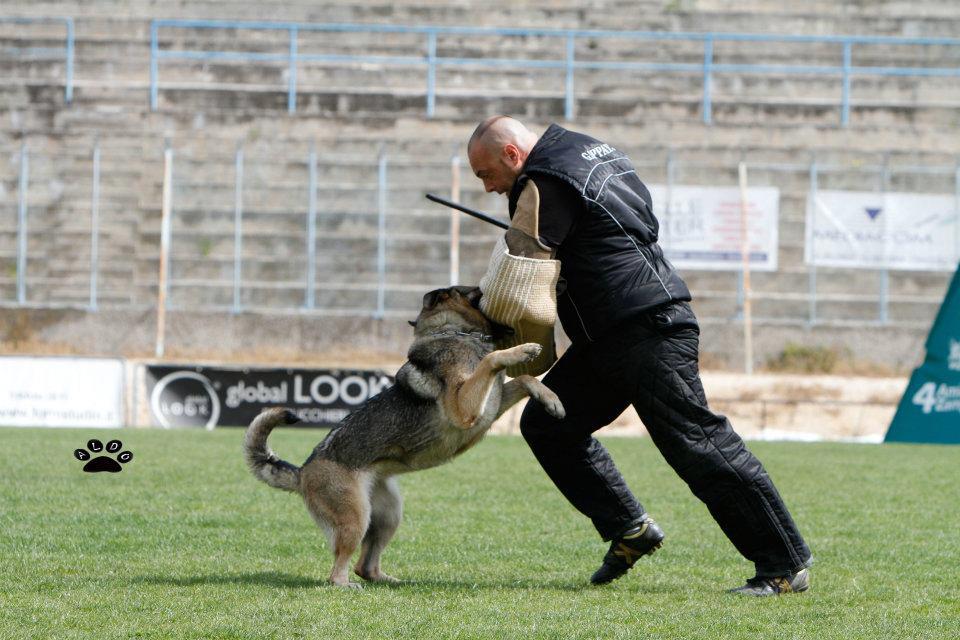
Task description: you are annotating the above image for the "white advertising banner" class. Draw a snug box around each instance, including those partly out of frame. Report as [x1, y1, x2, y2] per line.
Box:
[0, 357, 124, 427]
[649, 185, 779, 271]
[806, 190, 960, 271]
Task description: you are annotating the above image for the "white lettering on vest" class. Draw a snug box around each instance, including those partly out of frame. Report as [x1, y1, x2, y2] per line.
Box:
[581, 144, 616, 161]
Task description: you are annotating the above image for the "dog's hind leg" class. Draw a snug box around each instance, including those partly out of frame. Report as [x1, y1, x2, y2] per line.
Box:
[355, 476, 403, 584]
[302, 461, 371, 589]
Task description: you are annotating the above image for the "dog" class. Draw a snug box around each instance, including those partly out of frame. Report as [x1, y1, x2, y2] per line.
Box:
[243, 285, 565, 588]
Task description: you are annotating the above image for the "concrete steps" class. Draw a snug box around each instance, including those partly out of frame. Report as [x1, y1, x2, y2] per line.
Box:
[1, 2, 958, 355]
[2, 120, 954, 308]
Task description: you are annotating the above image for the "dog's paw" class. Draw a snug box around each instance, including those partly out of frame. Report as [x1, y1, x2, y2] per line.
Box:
[518, 343, 542, 361]
[356, 569, 401, 584]
[330, 579, 363, 590]
[541, 393, 566, 420]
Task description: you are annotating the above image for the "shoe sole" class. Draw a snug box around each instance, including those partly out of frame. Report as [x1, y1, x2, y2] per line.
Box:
[590, 540, 664, 585]
[790, 577, 810, 594]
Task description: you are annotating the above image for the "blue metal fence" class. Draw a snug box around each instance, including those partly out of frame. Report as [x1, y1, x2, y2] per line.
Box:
[149, 20, 960, 125]
[0, 16, 74, 104]
[6, 137, 955, 327]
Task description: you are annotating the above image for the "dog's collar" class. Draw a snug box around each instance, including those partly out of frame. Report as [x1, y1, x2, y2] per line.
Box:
[426, 329, 495, 343]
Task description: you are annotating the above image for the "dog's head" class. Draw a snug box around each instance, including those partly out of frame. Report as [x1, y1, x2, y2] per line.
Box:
[408, 286, 512, 340]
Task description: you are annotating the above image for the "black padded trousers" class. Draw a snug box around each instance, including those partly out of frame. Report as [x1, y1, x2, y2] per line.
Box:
[520, 302, 812, 578]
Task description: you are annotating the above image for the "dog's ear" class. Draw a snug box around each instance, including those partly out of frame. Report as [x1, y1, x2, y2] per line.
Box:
[421, 288, 443, 310]
[464, 287, 482, 308]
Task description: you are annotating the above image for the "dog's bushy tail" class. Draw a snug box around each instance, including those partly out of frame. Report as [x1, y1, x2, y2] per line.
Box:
[244, 407, 302, 493]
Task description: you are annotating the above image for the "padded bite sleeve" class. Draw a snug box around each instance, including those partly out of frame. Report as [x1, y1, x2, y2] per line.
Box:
[479, 181, 561, 377]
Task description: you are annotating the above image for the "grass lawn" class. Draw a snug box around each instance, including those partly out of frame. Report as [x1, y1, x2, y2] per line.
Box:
[0, 426, 958, 639]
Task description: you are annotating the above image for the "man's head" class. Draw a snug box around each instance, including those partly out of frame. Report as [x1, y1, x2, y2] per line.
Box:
[467, 116, 539, 195]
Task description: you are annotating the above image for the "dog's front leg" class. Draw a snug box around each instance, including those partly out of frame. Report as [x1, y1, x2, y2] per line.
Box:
[448, 343, 543, 429]
[496, 375, 565, 420]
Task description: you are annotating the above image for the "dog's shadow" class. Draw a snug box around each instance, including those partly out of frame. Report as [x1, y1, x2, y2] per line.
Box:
[136, 571, 326, 589]
[134, 571, 591, 592]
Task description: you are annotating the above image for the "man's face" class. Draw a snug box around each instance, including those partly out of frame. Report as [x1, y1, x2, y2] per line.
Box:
[468, 142, 524, 195]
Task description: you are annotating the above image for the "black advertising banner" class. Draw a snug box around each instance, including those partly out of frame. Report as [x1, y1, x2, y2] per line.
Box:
[144, 365, 395, 429]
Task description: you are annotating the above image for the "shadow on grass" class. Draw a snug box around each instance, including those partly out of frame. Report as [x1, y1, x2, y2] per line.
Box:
[133, 571, 604, 592]
[135, 571, 327, 589]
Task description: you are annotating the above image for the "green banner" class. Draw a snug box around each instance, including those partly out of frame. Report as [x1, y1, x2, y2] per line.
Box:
[886, 263, 960, 444]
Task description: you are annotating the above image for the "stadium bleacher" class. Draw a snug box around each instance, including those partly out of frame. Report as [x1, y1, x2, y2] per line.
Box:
[1, 1, 959, 369]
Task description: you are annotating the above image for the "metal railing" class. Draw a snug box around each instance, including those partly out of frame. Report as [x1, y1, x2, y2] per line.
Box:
[0, 16, 74, 104]
[3, 140, 956, 327]
[5, 142, 100, 308]
[132, 141, 495, 318]
[149, 20, 960, 125]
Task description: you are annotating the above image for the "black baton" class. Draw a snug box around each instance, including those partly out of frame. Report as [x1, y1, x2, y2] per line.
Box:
[425, 193, 509, 230]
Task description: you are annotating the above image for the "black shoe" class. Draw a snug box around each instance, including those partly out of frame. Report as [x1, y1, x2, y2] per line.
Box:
[728, 568, 810, 596]
[590, 517, 665, 585]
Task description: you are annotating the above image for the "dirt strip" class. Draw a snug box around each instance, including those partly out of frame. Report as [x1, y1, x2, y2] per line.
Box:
[491, 372, 908, 443]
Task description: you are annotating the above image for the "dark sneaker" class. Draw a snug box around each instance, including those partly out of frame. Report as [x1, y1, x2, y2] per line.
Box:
[728, 568, 810, 596]
[590, 516, 665, 585]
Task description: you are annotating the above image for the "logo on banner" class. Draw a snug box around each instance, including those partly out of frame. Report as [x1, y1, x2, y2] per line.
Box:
[223, 374, 390, 409]
[950, 339, 960, 372]
[74, 439, 134, 473]
[911, 382, 960, 415]
[811, 190, 957, 271]
[150, 371, 221, 429]
[145, 365, 395, 428]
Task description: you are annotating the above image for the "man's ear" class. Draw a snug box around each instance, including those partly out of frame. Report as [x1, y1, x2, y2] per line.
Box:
[502, 143, 521, 167]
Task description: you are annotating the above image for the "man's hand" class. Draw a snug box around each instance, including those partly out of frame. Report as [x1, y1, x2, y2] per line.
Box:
[505, 227, 555, 260]
[503, 179, 556, 260]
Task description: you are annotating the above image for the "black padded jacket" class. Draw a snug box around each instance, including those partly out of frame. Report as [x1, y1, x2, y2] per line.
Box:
[508, 124, 691, 343]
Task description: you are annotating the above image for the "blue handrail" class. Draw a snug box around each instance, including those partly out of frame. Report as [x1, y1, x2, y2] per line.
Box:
[149, 20, 960, 125]
[1, 16, 74, 104]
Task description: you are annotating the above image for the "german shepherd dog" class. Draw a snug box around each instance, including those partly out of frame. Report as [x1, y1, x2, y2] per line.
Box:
[243, 286, 565, 588]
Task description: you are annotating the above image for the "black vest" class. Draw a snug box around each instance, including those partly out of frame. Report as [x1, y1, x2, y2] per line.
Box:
[508, 124, 691, 343]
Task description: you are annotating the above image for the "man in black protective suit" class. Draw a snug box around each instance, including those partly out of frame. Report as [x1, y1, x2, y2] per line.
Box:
[468, 116, 812, 596]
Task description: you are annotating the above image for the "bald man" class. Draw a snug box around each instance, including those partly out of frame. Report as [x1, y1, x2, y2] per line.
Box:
[469, 116, 812, 596]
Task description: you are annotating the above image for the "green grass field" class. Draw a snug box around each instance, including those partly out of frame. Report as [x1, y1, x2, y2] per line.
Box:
[1, 427, 958, 639]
